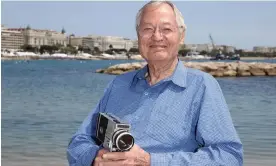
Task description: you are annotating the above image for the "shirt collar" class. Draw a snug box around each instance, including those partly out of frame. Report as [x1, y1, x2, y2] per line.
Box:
[133, 59, 187, 88]
[135, 64, 149, 80]
[169, 59, 187, 88]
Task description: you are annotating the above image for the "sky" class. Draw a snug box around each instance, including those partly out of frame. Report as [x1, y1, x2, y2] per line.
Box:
[1, 1, 276, 50]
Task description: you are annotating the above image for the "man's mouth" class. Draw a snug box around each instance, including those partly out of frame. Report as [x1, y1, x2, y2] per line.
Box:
[149, 45, 167, 48]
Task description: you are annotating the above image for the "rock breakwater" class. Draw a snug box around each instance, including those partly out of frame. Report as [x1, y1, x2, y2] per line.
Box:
[96, 61, 276, 77]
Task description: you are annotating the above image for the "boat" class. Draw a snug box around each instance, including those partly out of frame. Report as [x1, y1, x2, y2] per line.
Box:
[186, 51, 211, 59]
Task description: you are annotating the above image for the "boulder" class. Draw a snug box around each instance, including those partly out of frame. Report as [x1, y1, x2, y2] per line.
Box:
[265, 68, 276, 76]
[223, 70, 237, 77]
[249, 68, 266, 76]
[108, 70, 126, 75]
[237, 71, 252, 77]
[228, 63, 239, 70]
[237, 63, 250, 72]
[209, 71, 224, 77]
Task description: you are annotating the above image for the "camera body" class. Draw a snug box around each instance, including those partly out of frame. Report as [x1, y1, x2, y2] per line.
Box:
[96, 112, 134, 152]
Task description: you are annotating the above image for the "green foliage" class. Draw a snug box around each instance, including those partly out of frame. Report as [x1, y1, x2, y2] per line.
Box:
[59, 46, 77, 55]
[104, 48, 128, 55]
[178, 49, 191, 56]
[94, 47, 100, 53]
[233, 49, 276, 57]
[39, 45, 59, 54]
[21, 44, 38, 52]
[199, 50, 208, 55]
[78, 45, 84, 52]
[83, 47, 91, 54]
[129, 48, 139, 53]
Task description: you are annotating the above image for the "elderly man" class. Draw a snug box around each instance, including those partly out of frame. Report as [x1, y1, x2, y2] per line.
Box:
[67, 1, 243, 166]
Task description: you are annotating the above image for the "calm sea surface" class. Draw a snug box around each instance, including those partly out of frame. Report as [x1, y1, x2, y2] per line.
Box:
[2, 59, 276, 166]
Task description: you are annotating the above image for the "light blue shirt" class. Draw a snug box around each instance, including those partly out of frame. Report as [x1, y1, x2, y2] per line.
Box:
[67, 60, 243, 166]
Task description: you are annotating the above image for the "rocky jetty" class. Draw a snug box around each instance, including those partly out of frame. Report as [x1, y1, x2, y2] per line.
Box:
[96, 61, 276, 77]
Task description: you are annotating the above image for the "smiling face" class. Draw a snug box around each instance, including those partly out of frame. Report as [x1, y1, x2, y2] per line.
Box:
[137, 3, 184, 63]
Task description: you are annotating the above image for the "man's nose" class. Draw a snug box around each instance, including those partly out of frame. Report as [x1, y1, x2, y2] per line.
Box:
[152, 28, 163, 41]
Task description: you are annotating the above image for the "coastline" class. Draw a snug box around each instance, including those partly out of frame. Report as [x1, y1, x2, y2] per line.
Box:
[1, 55, 124, 61]
[95, 61, 276, 77]
[1, 55, 275, 61]
[179, 56, 275, 61]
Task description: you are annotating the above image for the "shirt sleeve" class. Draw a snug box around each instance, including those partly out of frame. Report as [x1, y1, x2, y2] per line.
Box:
[150, 73, 243, 166]
[66, 79, 114, 166]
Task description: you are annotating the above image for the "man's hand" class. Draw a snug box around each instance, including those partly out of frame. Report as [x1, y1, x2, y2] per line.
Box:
[99, 144, 150, 166]
[93, 148, 109, 166]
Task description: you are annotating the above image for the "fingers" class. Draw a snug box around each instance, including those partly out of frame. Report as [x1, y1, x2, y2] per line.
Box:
[93, 149, 110, 166]
[97, 149, 109, 157]
[97, 159, 130, 166]
[93, 157, 104, 166]
[102, 152, 128, 160]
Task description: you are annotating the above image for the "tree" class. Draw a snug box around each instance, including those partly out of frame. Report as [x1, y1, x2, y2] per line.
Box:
[83, 47, 91, 53]
[128, 48, 139, 53]
[234, 49, 244, 56]
[200, 50, 208, 55]
[94, 47, 100, 53]
[39, 45, 47, 54]
[78, 45, 84, 52]
[60, 46, 77, 55]
[109, 44, 113, 49]
[178, 49, 191, 57]
[21, 44, 34, 52]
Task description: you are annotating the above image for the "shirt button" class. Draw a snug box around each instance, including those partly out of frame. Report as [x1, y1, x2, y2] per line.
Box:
[144, 92, 149, 96]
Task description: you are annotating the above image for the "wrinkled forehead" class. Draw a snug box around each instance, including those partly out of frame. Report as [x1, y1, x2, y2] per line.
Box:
[140, 3, 177, 26]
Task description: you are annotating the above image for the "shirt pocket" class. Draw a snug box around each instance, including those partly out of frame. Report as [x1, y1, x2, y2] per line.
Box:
[144, 112, 188, 146]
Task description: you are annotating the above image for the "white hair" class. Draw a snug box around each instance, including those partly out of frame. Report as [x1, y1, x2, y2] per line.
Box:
[135, 0, 187, 33]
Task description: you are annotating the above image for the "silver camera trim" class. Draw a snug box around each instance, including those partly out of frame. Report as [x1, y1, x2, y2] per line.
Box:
[114, 131, 134, 151]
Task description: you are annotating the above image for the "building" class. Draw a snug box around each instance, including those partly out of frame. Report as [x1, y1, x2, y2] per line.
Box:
[184, 44, 213, 52]
[23, 27, 67, 47]
[241, 49, 252, 53]
[269, 47, 276, 53]
[68, 35, 83, 47]
[1, 25, 24, 50]
[80, 35, 134, 52]
[253, 46, 270, 53]
[195, 44, 213, 52]
[1, 25, 67, 50]
[132, 39, 138, 48]
[183, 43, 236, 53]
[184, 44, 197, 51]
[100, 36, 134, 51]
[219, 45, 236, 53]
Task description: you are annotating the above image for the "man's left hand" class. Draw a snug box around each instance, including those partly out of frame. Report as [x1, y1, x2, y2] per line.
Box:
[99, 144, 150, 166]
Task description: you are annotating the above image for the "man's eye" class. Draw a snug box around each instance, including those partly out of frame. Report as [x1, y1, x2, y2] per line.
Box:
[163, 28, 172, 32]
[144, 28, 153, 31]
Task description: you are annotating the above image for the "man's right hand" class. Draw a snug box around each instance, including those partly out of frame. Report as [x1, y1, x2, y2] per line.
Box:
[92, 148, 109, 166]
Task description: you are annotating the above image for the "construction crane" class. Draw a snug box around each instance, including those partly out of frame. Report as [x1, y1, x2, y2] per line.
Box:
[209, 33, 225, 60]
[209, 34, 216, 51]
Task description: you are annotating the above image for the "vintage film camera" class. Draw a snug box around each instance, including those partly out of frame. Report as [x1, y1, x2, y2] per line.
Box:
[96, 112, 134, 152]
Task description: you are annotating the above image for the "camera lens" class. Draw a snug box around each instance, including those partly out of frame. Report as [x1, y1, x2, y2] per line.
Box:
[113, 130, 134, 151]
